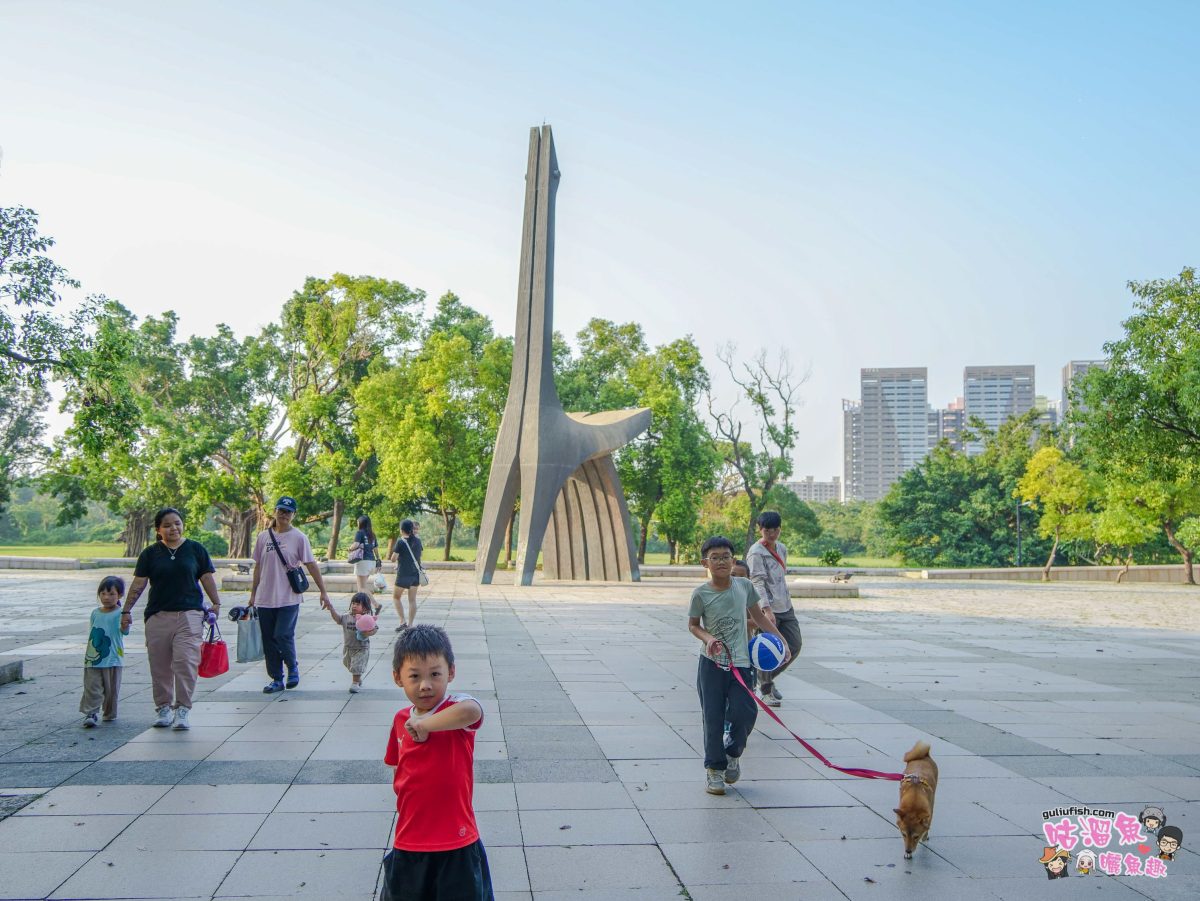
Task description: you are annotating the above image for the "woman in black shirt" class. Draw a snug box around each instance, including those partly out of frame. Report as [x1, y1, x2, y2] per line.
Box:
[388, 519, 423, 632]
[350, 514, 381, 613]
[123, 507, 222, 731]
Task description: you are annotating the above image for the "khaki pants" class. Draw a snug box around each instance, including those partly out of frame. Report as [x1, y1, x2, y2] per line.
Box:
[145, 610, 203, 710]
[80, 667, 122, 719]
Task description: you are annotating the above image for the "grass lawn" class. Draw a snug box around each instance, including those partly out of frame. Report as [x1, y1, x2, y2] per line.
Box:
[0, 542, 125, 558]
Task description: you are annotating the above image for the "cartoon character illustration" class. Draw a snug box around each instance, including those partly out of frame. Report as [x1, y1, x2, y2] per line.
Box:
[1157, 825, 1183, 861]
[1039, 846, 1071, 879]
[1139, 805, 1166, 835]
[1075, 849, 1096, 875]
[84, 626, 111, 667]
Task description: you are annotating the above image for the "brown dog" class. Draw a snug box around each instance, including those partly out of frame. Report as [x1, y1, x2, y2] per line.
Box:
[894, 741, 938, 858]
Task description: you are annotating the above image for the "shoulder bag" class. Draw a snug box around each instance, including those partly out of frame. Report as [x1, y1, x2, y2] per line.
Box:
[268, 527, 310, 594]
[402, 538, 429, 587]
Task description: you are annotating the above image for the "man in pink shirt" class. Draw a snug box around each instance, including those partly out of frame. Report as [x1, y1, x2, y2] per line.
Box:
[248, 497, 332, 693]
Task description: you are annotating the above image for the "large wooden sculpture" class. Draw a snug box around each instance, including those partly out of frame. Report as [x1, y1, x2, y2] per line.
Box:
[476, 126, 650, 585]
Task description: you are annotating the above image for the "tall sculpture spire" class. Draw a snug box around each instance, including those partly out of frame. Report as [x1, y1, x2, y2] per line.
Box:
[476, 126, 650, 586]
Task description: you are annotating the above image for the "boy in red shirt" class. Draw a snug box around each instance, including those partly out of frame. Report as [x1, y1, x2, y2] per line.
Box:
[381, 625, 493, 900]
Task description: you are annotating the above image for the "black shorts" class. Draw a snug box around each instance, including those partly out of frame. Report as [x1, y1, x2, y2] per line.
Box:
[380, 839, 493, 901]
[394, 575, 421, 589]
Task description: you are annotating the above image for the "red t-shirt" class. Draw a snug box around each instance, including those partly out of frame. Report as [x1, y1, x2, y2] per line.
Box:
[383, 693, 483, 851]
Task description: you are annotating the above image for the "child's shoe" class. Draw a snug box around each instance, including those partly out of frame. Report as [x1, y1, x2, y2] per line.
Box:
[153, 706, 173, 727]
[102, 714, 117, 722]
[349, 683, 361, 694]
[82, 712, 99, 728]
[705, 768, 726, 795]
[724, 755, 741, 784]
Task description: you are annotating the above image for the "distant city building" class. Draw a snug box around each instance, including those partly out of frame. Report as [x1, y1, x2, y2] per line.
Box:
[855, 367, 930, 501]
[963, 365, 1035, 455]
[783, 476, 841, 504]
[1034, 395, 1059, 431]
[935, 397, 967, 451]
[1061, 360, 1108, 420]
[842, 399, 863, 501]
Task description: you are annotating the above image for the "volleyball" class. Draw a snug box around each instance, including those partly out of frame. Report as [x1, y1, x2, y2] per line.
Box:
[749, 632, 786, 671]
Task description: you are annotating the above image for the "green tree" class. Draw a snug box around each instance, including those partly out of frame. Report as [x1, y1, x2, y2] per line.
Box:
[709, 346, 804, 549]
[1017, 447, 1096, 580]
[1092, 473, 1162, 581]
[876, 415, 1049, 567]
[356, 295, 506, 560]
[1075, 268, 1200, 582]
[0, 380, 49, 512]
[274, 273, 423, 556]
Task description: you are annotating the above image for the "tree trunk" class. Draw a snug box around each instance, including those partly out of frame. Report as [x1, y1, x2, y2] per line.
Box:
[1116, 551, 1133, 584]
[668, 539, 677, 565]
[227, 508, 257, 558]
[637, 515, 650, 564]
[326, 497, 344, 560]
[1042, 534, 1059, 582]
[121, 509, 152, 557]
[443, 510, 456, 561]
[1164, 520, 1196, 585]
[503, 508, 515, 566]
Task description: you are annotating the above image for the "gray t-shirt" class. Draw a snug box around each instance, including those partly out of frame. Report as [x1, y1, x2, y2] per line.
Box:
[687, 577, 762, 668]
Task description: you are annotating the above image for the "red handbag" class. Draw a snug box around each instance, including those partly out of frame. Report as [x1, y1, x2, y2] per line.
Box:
[198, 621, 230, 678]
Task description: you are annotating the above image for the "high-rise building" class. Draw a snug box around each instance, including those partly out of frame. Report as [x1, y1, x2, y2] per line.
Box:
[842, 399, 862, 501]
[936, 397, 967, 451]
[963, 365, 1035, 455]
[856, 367, 930, 501]
[783, 476, 841, 504]
[1061, 360, 1108, 419]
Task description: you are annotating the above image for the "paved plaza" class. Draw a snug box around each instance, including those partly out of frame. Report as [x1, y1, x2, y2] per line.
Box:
[0, 569, 1197, 900]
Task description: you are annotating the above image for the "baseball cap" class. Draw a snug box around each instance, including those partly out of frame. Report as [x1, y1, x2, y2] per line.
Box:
[275, 496, 298, 512]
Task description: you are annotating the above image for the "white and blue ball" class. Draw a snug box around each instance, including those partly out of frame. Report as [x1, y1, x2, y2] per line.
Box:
[749, 632, 786, 671]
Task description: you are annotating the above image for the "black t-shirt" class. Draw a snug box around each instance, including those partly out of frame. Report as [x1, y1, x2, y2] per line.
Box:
[355, 529, 379, 562]
[393, 536, 423, 577]
[133, 539, 216, 619]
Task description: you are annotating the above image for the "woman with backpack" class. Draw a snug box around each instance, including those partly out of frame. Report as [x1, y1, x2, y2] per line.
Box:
[349, 514, 383, 615]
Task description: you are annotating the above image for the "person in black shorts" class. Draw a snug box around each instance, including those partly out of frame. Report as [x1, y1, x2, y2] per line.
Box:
[388, 519, 423, 631]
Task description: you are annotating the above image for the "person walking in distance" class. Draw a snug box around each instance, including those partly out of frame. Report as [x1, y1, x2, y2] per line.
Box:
[248, 496, 333, 694]
[349, 514, 383, 615]
[389, 519, 423, 632]
[746, 510, 802, 707]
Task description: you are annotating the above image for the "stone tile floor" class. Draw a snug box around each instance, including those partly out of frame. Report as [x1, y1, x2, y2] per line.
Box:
[0, 569, 1197, 899]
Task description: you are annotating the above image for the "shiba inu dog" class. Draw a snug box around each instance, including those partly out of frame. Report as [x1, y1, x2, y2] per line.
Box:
[894, 741, 938, 858]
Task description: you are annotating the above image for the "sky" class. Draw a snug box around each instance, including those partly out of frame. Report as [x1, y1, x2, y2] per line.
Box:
[3, 0, 1198, 479]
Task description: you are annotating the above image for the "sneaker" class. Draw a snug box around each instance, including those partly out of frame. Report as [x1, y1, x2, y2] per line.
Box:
[153, 706, 173, 727]
[349, 684, 361, 694]
[82, 712, 99, 728]
[102, 714, 117, 722]
[705, 768, 727, 795]
[395, 624, 407, 633]
[761, 690, 781, 708]
[172, 707, 191, 731]
[285, 670, 300, 690]
[263, 680, 285, 694]
[770, 685, 783, 701]
[725, 755, 741, 784]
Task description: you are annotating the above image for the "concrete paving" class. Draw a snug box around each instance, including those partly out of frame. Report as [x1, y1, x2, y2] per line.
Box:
[0, 568, 1197, 899]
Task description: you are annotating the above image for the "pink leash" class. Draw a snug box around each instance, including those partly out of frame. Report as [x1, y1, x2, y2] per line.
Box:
[730, 667, 904, 782]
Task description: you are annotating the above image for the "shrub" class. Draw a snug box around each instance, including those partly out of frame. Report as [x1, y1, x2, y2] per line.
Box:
[819, 548, 843, 567]
[193, 529, 229, 557]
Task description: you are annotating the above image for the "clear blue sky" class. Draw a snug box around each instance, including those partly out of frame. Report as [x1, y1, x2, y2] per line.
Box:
[4, 1, 1198, 478]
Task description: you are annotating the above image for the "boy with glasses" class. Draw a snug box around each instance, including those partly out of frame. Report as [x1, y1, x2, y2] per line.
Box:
[689, 536, 790, 795]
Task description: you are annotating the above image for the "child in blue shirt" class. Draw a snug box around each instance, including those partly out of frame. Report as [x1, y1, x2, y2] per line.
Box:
[80, 576, 129, 727]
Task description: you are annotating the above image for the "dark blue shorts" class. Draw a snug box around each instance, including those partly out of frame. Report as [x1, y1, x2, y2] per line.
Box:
[380, 839, 493, 900]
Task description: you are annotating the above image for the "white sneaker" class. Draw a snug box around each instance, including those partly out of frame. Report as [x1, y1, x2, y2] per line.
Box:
[725, 755, 741, 784]
[349, 684, 361, 694]
[705, 768, 727, 795]
[172, 707, 191, 731]
[153, 706, 173, 728]
[82, 712, 99, 728]
[761, 691, 781, 708]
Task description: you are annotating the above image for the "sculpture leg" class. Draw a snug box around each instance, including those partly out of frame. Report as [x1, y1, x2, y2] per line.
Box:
[475, 460, 520, 585]
[514, 463, 570, 586]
